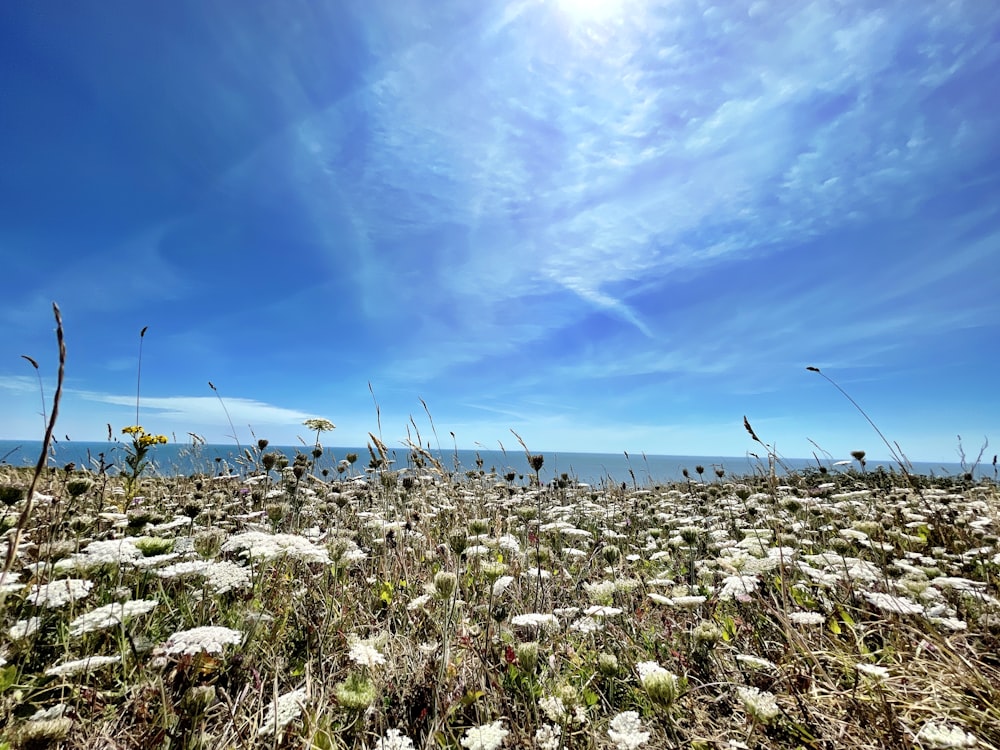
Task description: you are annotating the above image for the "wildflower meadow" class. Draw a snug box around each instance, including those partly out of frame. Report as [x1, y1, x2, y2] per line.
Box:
[1, 308, 998, 749]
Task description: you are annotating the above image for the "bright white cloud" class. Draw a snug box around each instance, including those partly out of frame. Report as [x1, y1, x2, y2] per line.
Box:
[75, 392, 312, 427]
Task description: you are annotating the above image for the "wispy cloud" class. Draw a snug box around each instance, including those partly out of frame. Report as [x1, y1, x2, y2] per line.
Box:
[75, 391, 312, 428]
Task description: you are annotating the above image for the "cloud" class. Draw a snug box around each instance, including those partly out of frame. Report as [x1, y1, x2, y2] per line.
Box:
[0, 375, 41, 394]
[74, 392, 312, 427]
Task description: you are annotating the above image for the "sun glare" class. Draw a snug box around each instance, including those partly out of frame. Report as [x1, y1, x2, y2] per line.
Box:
[554, 0, 628, 23]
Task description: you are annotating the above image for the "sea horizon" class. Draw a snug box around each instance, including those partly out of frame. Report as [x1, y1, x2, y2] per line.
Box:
[0, 439, 991, 485]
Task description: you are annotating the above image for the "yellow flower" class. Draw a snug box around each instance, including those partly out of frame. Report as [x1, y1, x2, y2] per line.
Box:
[122, 425, 144, 435]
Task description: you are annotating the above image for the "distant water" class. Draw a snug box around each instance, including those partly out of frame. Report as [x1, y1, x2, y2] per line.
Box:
[0, 440, 990, 485]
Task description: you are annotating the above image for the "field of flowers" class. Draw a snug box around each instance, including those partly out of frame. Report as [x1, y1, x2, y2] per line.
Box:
[1, 443, 998, 750]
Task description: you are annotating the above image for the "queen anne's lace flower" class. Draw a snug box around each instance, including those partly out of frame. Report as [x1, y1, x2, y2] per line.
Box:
[736, 686, 781, 723]
[258, 687, 307, 737]
[158, 626, 243, 656]
[156, 560, 212, 579]
[569, 616, 602, 633]
[788, 611, 826, 626]
[492, 576, 514, 597]
[68, 599, 158, 636]
[348, 639, 386, 668]
[221, 532, 330, 564]
[375, 729, 415, 750]
[917, 721, 979, 748]
[535, 724, 561, 750]
[718, 575, 760, 600]
[539, 695, 567, 722]
[9, 617, 40, 640]
[510, 613, 559, 629]
[735, 654, 777, 670]
[28, 579, 94, 608]
[45, 654, 121, 677]
[915, 721, 978, 748]
[460, 721, 508, 750]
[856, 663, 890, 681]
[584, 605, 623, 617]
[863, 591, 924, 615]
[608, 711, 650, 750]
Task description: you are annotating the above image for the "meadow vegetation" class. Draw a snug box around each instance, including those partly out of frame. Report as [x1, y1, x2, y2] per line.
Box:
[0, 307, 998, 750]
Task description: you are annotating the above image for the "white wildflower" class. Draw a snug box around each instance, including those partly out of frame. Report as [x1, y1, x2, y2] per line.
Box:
[863, 591, 924, 615]
[156, 560, 212, 579]
[718, 575, 760, 600]
[375, 729, 415, 750]
[608, 711, 650, 750]
[510, 613, 559, 630]
[348, 640, 386, 668]
[28, 578, 94, 608]
[158, 626, 243, 656]
[203, 561, 253, 594]
[915, 721, 978, 748]
[258, 687, 307, 737]
[569, 616, 603, 633]
[856, 663, 890, 681]
[81, 538, 144, 564]
[535, 724, 561, 750]
[584, 580, 617, 603]
[407, 593, 432, 611]
[496, 535, 521, 554]
[460, 720, 508, 750]
[583, 605, 623, 617]
[45, 654, 121, 677]
[636, 661, 666, 682]
[788, 611, 826, 626]
[735, 654, 777, 670]
[9, 617, 41, 640]
[930, 617, 968, 631]
[30, 704, 68, 720]
[523, 567, 551, 580]
[539, 695, 567, 722]
[736, 686, 781, 723]
[221, 531, 331, 564]
[68, 599, 158, 636]
[492, 575, 515, 597]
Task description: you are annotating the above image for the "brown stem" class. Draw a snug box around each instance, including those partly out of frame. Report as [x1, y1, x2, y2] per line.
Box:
[1, 303, 65, 586]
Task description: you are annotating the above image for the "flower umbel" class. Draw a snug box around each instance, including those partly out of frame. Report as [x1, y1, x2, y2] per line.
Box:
[608, 711, 650, 750]
[460, 721, 509, 750]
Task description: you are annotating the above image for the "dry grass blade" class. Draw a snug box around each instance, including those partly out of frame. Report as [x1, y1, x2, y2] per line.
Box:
[1, 302, 65, 586]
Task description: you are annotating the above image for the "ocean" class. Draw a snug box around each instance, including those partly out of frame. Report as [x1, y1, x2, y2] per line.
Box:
[0, 440, 988, 485]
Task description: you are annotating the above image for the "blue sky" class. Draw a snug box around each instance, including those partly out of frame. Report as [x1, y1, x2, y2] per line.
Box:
[1, 0, 998, 461]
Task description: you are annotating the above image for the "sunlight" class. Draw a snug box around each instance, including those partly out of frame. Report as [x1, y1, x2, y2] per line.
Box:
[553, 0, 629, 23]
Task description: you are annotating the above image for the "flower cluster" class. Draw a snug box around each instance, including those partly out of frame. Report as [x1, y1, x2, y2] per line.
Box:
[156, 626, 243, 656]
[460, 721, 508, 750]
[120, 425, 168, 501]
[68, 599, 158, 636]
[258, 687, 308, 737]
[122, 425, 168, 447]
[608, 711, 650, 750]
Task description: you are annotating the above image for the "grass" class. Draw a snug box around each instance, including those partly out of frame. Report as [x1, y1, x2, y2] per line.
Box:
[1, 310, 999, 749]
[1, 453, 999, 750]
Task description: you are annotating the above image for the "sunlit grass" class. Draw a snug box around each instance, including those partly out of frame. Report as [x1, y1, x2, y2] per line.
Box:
[1, 310, 998, 749]
[1, 456, 998, 749]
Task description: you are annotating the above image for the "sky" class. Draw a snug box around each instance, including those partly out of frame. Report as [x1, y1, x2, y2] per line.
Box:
[1, 0, 998, 462]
